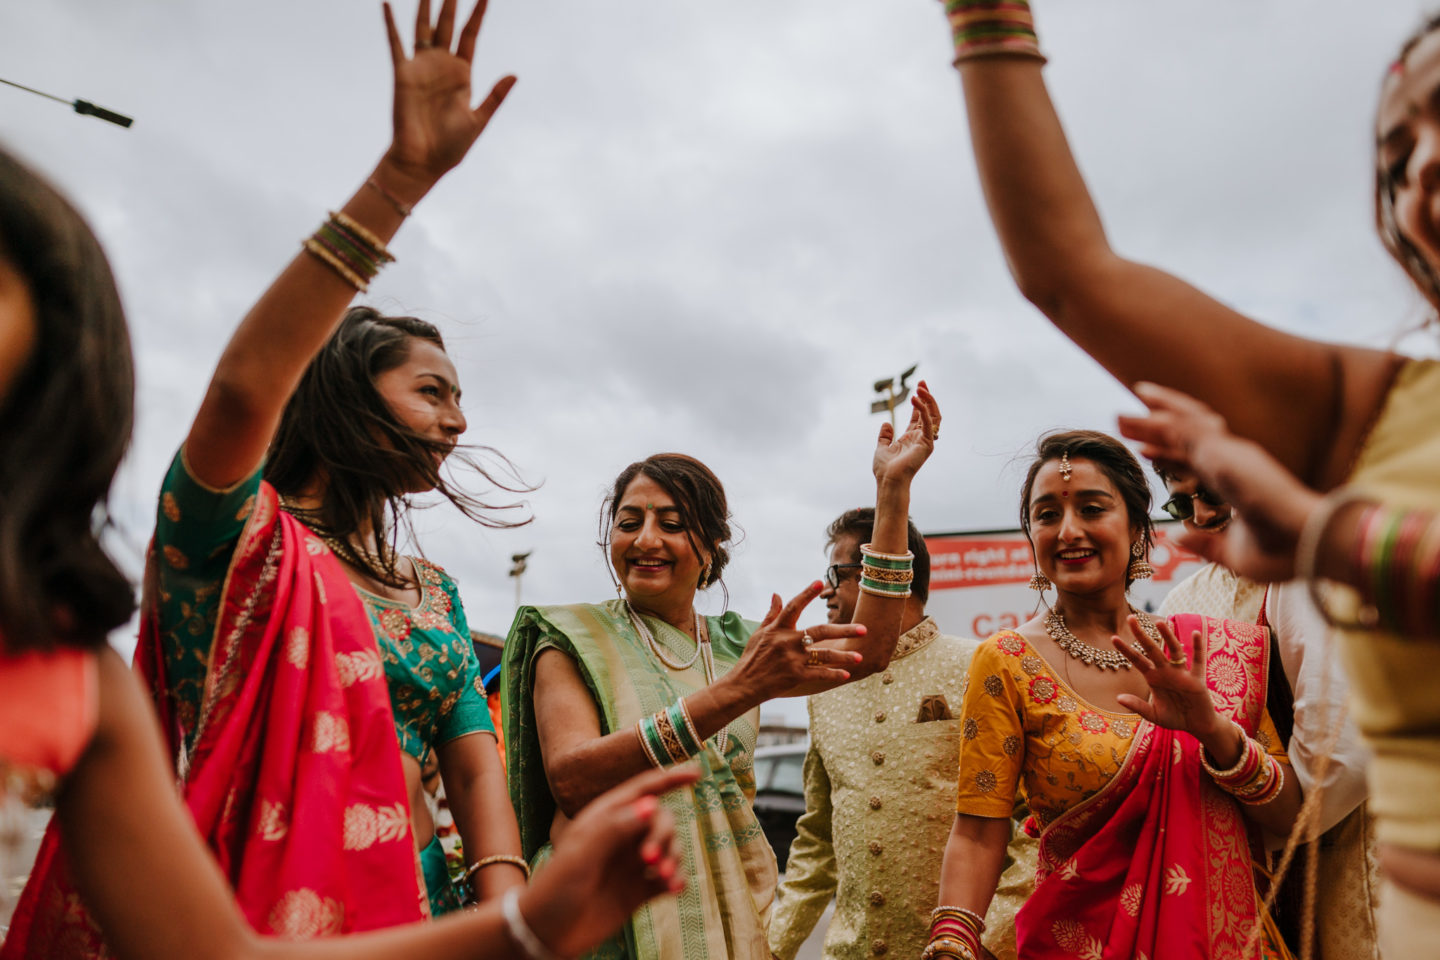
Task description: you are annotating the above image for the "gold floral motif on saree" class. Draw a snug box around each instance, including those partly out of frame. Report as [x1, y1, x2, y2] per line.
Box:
[342, 802, 409, 850]
[267, 888, 345, 939]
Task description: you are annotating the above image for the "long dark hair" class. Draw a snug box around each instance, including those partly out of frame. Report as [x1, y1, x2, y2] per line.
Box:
[600, 453, 734, 603]
[1019, 429, 1154, 584]
[265, 306, 529, 586]
[1375, 14, 1440, 315]
[0, 148, 136, 650]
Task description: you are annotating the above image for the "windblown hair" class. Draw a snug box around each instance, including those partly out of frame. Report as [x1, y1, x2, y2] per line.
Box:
[0, 148, 136, 650]
[825, 507, 931, 604]
[265, 306, 529, 587]
[600, 453, 733, 601]
[1019, 430, 1154, 583]
[1375, 14, 1440, 315]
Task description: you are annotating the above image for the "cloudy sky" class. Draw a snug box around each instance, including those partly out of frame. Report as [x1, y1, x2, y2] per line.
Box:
[5, 1, 1434, 722]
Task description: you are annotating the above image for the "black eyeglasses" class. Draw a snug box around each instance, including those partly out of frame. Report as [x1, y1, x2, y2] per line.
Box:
[1161, 487, 1226, 521]
[824, 562, 864, 589]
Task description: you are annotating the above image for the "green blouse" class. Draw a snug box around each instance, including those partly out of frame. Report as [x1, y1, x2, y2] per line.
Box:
[153, 448, 492, 762]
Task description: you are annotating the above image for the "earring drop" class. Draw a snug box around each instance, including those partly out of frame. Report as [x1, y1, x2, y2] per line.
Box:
[1029, 572, 1052, 592]
[1127, 541, 1154, 581]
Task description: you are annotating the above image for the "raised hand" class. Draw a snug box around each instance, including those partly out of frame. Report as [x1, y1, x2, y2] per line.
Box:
[1112, 616, 1222, 738]
[520, 766, 696, 958]
[872, 380, 939, 487]
[379, 0, 516, 199]
[1117, 381, 1323, 582]
[727, 583, 866, 700]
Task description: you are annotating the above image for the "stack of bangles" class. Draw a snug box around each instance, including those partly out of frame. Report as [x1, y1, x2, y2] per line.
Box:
[943, 0, 1046, 67]
[303, 210, 396, 293]
[858, 543, 915, 599]
[1298, 491, 1440, 636]
[636, 698, 704, 768]
[924, 905, 986, 960]
[1200, 722, 1285, 806]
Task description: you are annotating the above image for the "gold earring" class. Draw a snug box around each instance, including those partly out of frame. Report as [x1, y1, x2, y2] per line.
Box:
[1029, 571, 1052, 592]
[1127, 541, 1154, 581]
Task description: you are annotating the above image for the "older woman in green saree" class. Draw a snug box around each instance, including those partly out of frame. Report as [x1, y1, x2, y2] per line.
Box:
[504, 386, 940, 960]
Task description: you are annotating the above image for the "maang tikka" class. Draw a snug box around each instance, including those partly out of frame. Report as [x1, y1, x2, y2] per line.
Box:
[1059, 452, 1073, 483]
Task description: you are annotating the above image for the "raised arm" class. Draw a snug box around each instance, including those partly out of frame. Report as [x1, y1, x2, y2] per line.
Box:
[937, 2, 1395, 486]
[184, 0, 515, 489]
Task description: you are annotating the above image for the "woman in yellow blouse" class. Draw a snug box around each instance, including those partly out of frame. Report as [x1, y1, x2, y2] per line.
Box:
[930, 431, 1302, 960]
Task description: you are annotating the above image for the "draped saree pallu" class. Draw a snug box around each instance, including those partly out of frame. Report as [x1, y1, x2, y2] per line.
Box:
[1015, 615, 1272, 960]
[3, 484, 424, 958]
[503, 601, 775, 960]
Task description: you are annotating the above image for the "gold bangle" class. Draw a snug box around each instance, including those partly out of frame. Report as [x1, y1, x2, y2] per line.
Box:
[303, 237, 368, 293]
[466, 854, 532, 882]
[330, 210, 395, 262]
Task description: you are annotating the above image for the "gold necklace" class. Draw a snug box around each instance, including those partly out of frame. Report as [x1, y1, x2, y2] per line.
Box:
[279, 496, 392, 568]
[1044, 608, 1160, 671]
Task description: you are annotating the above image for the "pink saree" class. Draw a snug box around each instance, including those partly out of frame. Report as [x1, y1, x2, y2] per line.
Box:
[3, 484, 424, 958]
[1015, 614, 1271, 960]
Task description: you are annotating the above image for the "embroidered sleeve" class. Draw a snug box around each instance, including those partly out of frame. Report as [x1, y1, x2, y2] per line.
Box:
[152, 447, 264, 739]
[956, 637, 1026, 818]
[435, 573, 494, 741]
[1254, 707, 1290, 766]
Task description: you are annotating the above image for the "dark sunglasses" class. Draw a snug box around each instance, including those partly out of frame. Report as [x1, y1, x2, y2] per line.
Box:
[824, 562, 864, 589]
[1161, 487, 1226, 521]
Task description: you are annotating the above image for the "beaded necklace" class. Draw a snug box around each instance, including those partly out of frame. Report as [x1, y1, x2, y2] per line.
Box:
[1044, 607, 1161, 671]
[625, 603, 729, 756]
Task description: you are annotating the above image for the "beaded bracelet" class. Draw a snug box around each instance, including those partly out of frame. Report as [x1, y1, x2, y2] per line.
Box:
[943, 0, 1046, 68]
[921, 938, 978, 960]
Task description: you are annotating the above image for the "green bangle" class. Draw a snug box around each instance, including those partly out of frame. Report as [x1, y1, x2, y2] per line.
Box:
[667, 701, 702, 757]
[636, 716, 667, 768]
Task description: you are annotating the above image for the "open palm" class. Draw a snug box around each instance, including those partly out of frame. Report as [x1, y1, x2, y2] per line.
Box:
[381, 0, 516, 191]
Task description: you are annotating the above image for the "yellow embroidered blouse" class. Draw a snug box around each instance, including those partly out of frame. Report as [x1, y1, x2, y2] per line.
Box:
[956, 631, 1288, 829]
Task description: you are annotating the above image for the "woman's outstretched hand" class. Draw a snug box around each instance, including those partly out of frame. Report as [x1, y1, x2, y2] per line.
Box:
[728, 583, 866, 701]
[872, 380, 939, 487]
[379, 0, 516, 200]
[520, 765, 696, 958]
[1117, 381, 1323, 582]
[1112, 617, 1223, 738]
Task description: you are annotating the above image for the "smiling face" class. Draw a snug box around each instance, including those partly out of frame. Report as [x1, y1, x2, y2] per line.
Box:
[609, 473, 712, 609]
[372, 337, 467, 493]
[1378, 28, 1440, 293]
[1027, 458, 1140, 596]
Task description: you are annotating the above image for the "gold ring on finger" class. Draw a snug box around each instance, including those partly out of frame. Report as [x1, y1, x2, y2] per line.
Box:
[806, 650, 824, 667]
[801, 632, 814, 646]
[1167, 654, 1186, 667]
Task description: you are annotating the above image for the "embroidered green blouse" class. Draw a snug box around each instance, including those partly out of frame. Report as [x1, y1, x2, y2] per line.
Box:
[153, 448, 492, 762]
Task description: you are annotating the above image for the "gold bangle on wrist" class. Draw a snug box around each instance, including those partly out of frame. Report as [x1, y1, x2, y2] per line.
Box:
[466, 854, 532, 883]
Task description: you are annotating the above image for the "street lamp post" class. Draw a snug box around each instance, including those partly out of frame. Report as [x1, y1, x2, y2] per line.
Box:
[508, 551, 532, 609]
[870, 363, 918, 430]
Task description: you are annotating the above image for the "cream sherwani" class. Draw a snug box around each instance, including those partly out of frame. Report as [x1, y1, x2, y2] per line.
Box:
[767, 618, 1036, 960]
